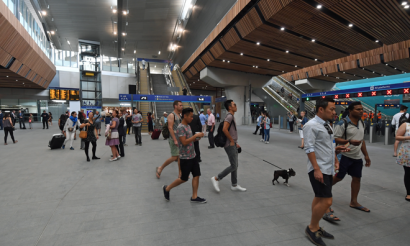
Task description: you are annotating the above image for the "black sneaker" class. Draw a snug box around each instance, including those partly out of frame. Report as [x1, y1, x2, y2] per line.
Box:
[190, 197, 207, 203]
[318, 227, 334, 240]
[139, 143, 142, 146]
[163, 185, 170, 201]
[305, 226, 326, 246]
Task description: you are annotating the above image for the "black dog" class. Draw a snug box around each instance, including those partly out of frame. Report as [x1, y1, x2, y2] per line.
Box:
[272, 168, 296, 186]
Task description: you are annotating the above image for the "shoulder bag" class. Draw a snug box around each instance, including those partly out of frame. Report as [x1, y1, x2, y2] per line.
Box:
[80, 125, 88, 139]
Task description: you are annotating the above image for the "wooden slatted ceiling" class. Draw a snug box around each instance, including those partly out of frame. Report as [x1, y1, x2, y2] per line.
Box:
[218, 52, 297, 72]
[235, 8, 263, 38]
[181, 0, 252, 72]
[208, 60, 281, 76]
[316, 0, 410, 45]
[209, 42, 225, 59]
[230, 40, 318, 67]
[363, 64, 401, 76]
[201, 51, 214, 65]
[0, 1, 56, 89]
[0, 69, 43, 88]
[265, 0, 380, 54]
[193, 59, 206, 72]
[243, 24, 346, 61]
[184, 73, 217, 91]
[258, 0, 294, 21]
[189, 66, 197, 76]
[185, 70, 193, 79]
[220, 28, 241, 50]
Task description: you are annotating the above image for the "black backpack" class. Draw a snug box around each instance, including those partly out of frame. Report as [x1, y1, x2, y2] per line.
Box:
[215, 113, 236, 147]
[399, 113, 408, 127]
[162, 113, 176, 139]
[59, 114, 68, 129]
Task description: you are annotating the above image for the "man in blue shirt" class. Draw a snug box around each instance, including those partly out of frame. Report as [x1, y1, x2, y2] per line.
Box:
[216, 113, 220, 122]
[253, 112, 262, 135]
[18, 110, 26, 129]
[199, 109, 207, 137]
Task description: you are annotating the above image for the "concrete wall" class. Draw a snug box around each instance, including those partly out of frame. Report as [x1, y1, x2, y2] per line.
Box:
[101, 74, 136, 99]
[59, 70, 80, 89]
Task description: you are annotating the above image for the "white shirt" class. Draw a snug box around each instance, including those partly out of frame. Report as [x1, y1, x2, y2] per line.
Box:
[304, 116, 336, 175]
[392, 112, 409, 129]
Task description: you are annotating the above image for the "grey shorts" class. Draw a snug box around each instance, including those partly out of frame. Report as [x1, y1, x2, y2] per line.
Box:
[95, 122, 101, 129]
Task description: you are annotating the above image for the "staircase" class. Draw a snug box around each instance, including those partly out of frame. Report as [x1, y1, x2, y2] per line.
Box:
[152, 74, 174, 115]
[139, 68, 150, 133]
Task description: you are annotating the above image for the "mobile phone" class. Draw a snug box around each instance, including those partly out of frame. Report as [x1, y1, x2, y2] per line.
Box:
[344, 142, 350, 148]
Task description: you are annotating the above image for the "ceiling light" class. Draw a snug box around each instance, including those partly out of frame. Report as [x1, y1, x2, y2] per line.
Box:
[114, 40, 117, 42]
[267, 59, 270, 61]
[16, 80, 18, 81]
[282, 71, 284, 73]
[386, 63, 388, 66]
[198, 79, 199, 81]
[395, 67, 397, 69]
[223, 60, 225, 62]
[348, 24, 353, 27]
[343, 72, 345, 73]
[113, 31, 117, 35]
[402, 2, 408, 6]
[123, 10, 127, 15]
[122, 48, 125, 51]
[295, 65, 297, 67]
[256, 42, 260, 45]
[311, 39, 315, 42]
[134, 50, 136, 53]
[280, 27, 285, 31]
[6, 76, 8, 77]
[158, 51, 161, 55]
[253, 65, 255, 68]
[67, 40, 70, 44]
[405, 5, 410, 9]
[122, 32, 126, 36]
[41, 10, 47, 16]
[50, 31, 55, 35]
[373, 71, 375, 73]
[227, 61, 230, 63]
[317, 5, 322, 9]
[375, 40, 379, 43]
[256, 66, 258, 68]
[22, 83, 24, 84]
[286, 50, 289, 53]
[240, 53, 243, 56]
[314, 58, 317, 61]
[113, 9, 117, 13]
[132, 58, 134, 61]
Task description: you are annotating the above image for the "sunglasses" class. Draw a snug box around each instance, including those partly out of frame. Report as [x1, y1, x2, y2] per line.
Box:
[324, 123, 333, 135]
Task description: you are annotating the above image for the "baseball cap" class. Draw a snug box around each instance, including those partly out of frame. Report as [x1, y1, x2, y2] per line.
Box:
[200, 109, 204, 112]
[163, 112, 168, 114]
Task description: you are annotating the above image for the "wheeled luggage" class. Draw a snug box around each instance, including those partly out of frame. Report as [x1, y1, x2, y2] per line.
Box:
[49, 133, 66, 149]
[151, 129, 161, 140]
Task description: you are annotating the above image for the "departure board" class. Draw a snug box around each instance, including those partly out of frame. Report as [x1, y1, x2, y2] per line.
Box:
[49, 88, 80, 101]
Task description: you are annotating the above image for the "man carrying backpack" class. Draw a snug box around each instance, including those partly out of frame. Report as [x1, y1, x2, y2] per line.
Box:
[392, 105, 409, 157]
[211, 99, 246, 193]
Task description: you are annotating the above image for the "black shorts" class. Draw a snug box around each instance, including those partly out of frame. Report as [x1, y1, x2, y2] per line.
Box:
[336, 155, 363, 179]
[308, 171, 333, 198]
[180, 158, 201, 181]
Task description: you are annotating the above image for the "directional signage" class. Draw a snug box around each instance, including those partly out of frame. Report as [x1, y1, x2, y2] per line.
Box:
[335, 101, 351, 105]
[302, 81, 410, 100]
[376, 104, 400, 108]
[118, 94, 212, 103]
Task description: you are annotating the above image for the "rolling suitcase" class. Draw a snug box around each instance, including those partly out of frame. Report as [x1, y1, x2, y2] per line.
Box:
[151, 129, 161, 140]
[49, 133, 66, 149]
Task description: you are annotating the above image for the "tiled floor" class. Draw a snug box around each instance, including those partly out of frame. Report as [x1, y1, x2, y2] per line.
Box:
[0, 123, 409, 246]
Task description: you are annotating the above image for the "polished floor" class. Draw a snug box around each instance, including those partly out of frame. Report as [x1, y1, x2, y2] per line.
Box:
[0, 123, 409, 246]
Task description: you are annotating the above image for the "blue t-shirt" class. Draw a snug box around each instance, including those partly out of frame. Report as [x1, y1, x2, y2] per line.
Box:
[216, 113, 220, 118]
[257, 116, 262, 126]
[199, 114, 206, 125]
[299, 117, 308, 130]
[105, 116, 111, 124]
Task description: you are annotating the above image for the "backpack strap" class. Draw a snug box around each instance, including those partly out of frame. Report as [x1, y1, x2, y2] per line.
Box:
[225, 113, 236, 131]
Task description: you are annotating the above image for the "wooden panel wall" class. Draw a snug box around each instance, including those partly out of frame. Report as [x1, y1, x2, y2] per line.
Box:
[0, 0, 56, 89]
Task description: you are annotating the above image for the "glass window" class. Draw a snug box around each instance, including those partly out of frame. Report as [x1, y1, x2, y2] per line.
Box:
[120, 60, 127, 73]
[71, 52, 78, 67]
[102, 56, 110, 71]
[111, 57, 119, 72]
[128, 62, 135, 74]
[9, 0, 15, 15]
[55, 50, 63, 66]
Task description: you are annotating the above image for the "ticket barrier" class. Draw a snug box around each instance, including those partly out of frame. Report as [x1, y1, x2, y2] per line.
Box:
[369, 120, 394, 144]
[385, 121, 395, 145]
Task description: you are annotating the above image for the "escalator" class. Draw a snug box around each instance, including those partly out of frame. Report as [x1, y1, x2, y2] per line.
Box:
[151, 74, 174, 115]
[173, 65, 200, 114]
[138, 67, 150, 133]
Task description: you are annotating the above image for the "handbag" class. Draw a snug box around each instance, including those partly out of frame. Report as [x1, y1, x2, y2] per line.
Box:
[106, 129, 112, 139]
[110, 132, 119, 139]
[79, 125, 88, 139]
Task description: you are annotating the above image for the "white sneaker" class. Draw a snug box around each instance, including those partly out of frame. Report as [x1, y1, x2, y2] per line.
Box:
[231, 185, 247, 191]
[265, 141, 269, 144]
[260, 139, 264, 142]
[211, 177, 220, 192]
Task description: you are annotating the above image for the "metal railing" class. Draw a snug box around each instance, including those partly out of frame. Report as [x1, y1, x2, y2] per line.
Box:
[273, 76, 316, 112]
[147, 63, 157, 121]
[174, 65, 200, 114]
[263, 86, 298, 114]
[136, 61, 140, 110]
[164, 66, 177, 95]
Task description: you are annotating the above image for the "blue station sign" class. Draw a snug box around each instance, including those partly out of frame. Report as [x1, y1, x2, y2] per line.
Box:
[119, 94, 212, 103]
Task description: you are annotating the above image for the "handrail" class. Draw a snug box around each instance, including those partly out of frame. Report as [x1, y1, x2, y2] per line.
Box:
[147, 63, 158, 121]
[274, 76, 316, 110]
[165, 66, 177, 95]
[278, 75, 306, 95]
[174, 64, 200, 114]
[136, 61, 140, 110]
[263, 86, 296, 114]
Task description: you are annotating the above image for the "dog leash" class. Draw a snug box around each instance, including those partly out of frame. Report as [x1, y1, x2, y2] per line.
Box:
[242, 149, 284, 170]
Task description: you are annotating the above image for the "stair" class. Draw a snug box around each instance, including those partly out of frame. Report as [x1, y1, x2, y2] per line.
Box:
[139, 69, 150, 133]
[152, 74, 175, 115]
[172, 70, 191, 109]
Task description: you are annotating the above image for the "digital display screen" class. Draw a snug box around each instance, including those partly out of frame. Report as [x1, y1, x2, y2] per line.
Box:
[49, 89, 80, 101]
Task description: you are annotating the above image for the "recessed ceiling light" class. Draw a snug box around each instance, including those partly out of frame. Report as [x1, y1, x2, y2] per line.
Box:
[375, 40, 379, 43]
[386, 63, 388, 66]
[6, 76, 8, 77]
[227, 61, 230, 63]
[405, 5, 410, 9]
[295, 65, 297, 67]
[314, 58, 317, 61]
[222, 60, 225, 62]
[286, 50, 289, 53]
[256, 42, 260, 45]
[256, 66, 258, 68]
[317, 5, 322, 9]
[395, 67, 397, 69]
[67, 40, 70, 44]
[158, 51, 161, 55]
[311, 39, 315, 42]
[112, 9, 117, 13]
[402, 2, 408, 5]
[41, 10, 47, 15]
[280, 27, 285, 31]
[16, 80, 18, 81]
[348, 24, 353, 27]
[267, 59, 270, 61]
[240, 53, 243, 56]
[343, 72, 345, 73]
[50, 31, 55, 35]
[134, 50, 136, 53]
[123, 10, 127, 15]
[362, 68, 364, 70]
[282, 71, 284, 73]
[373, 71, 375, 73]
[253, 65, 255, 68]
[114, 41, 117, 42]
[122, 48, 124, 51]
[113, 31, 117, 35]
[122, 32, 126, 36]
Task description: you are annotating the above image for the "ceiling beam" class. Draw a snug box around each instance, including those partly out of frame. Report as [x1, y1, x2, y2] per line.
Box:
[117, 0, 124, 59]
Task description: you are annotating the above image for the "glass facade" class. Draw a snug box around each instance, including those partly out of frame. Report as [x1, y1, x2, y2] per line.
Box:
[101, 55, 136, 74]
[79, 42, 102, 109]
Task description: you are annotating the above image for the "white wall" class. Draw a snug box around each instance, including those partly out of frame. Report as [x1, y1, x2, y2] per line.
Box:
[225, 86, 245, 125]
[101, 74, 136, 99]
[59, 70, 80, 88]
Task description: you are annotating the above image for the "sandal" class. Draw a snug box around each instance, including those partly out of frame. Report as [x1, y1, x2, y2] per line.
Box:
[156, 167, 161, 179]
[350, 205, 370, 212]
[322, 212, 340, 222]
